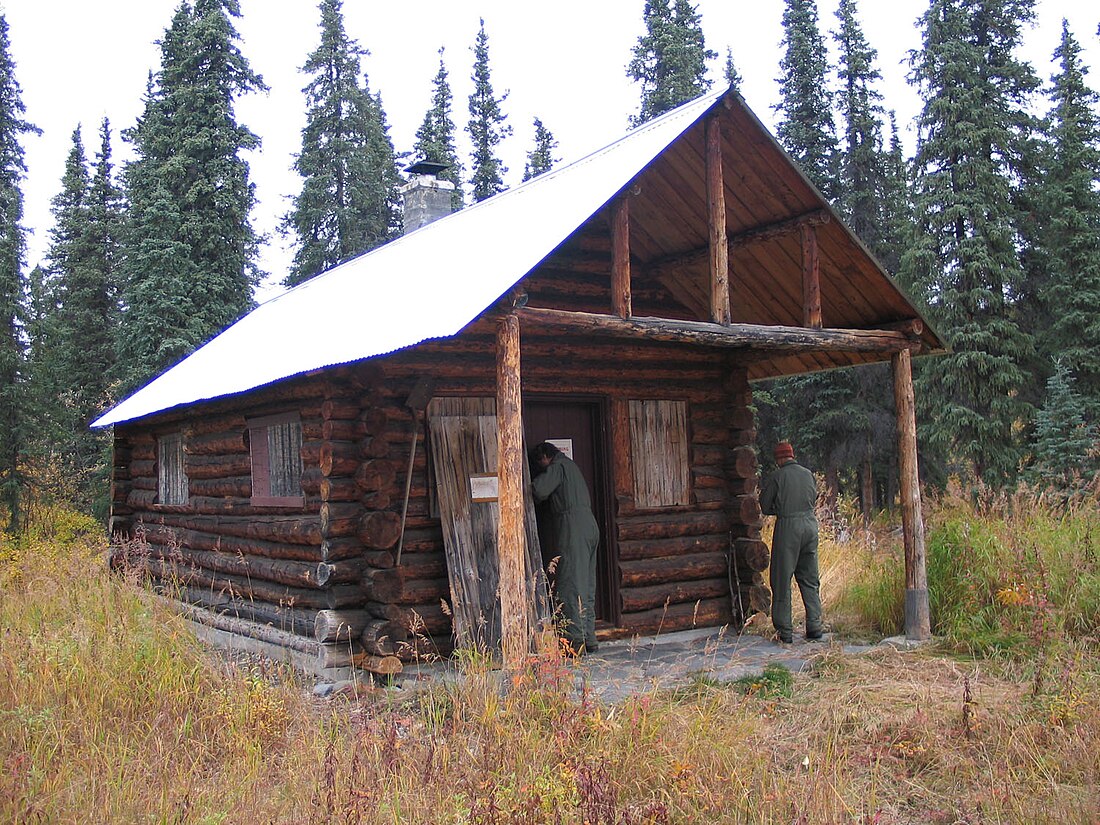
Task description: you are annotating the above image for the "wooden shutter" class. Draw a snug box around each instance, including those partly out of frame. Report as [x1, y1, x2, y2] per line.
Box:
[628, 399, 691, 508]
[427, 397, 551, 652]
[157, 433, 188, 505]
[249, 412, 304, 506]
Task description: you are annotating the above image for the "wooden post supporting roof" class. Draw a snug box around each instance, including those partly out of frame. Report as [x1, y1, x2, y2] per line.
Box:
[496, 312, 529, 668]
[892, 348, 931, 640]
[800, 223, 822, 329]
[706, 114, 731, 325]
[611, 196, 632, 319]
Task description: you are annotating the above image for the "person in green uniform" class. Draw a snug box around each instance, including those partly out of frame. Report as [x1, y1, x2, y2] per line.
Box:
[531, 441, 600, 654]
[760, 442, 823, 644]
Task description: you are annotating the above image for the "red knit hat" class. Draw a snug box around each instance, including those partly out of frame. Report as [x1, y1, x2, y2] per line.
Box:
[774, 442, 795, 462]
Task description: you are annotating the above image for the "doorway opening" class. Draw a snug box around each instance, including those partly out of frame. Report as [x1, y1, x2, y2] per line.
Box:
[524, 396, 619, 627]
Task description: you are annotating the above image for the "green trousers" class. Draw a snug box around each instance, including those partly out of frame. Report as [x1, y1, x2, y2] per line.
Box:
[769, 513, 822, 639]
[554, 511, 599, 651]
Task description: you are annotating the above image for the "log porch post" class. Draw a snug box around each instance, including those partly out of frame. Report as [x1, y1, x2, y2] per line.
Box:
[706, 114, 731, 325]
[892, 348, 931, 640]
[496, 312, 529, 668]
[611, 196, 632, 319]
[800, 223, 822, 329]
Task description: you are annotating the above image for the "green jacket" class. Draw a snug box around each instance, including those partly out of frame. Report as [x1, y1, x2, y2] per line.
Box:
[760, 460, 817, 518]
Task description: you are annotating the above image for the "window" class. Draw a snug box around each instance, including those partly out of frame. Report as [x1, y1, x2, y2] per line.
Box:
[628, 399, 691, 508]
[157, 432, 189, 505]
[248, 413, 304, 506]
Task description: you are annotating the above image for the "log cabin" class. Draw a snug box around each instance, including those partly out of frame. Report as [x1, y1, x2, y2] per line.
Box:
[94, 86, 943, 676]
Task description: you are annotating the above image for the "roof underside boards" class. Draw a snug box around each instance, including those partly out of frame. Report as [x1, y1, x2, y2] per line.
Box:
[95, 88, 941, 428]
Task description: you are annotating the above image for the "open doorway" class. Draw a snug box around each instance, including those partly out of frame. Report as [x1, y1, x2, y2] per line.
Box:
[524, 396, 619, 627]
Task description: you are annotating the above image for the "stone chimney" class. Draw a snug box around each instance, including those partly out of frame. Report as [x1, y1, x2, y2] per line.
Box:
[400, 160, 456, 234]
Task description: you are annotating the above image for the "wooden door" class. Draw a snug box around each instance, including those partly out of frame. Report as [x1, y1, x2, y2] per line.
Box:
[427, 398, 551, 652]
[524, 398, 618, 625]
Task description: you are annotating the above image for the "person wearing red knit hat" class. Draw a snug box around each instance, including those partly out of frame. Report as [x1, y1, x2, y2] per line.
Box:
[760, 442, 823, 644]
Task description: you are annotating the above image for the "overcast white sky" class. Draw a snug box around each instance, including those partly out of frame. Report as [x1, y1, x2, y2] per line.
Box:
[4, 1, 1098, 298]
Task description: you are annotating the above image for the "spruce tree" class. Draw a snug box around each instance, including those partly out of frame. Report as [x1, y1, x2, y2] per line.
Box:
[522, 117, 558, 181]
[414, 49, 464, 210]
[627, 0, 716, 126]
[901, 0, 1040, 485]
[723, 48, 743, 93]
[1026, 360, 1098, 493]
[117, 0, 266, 392]
[0, 14, 38, 530]
[775, 0, 838, 200]
[466, 19, 511, 202]
[1033, 21, 1100, 408]
[283, 0, 401, 287]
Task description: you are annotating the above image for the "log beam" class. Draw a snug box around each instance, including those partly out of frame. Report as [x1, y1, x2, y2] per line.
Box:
[496, 313, 529, 670]
[610, 196, 632, 319]
[516, 306, 918, 355]
[706, 114, 731, 325]
[647, 209, 831, 281]
[892, 348, 931, 640]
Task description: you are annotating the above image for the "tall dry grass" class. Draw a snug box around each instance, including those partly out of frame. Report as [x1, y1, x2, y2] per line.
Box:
[2, 500, 1100, 822]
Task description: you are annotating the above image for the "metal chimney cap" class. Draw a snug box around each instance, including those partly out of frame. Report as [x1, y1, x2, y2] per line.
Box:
[404, 159, 450, 177]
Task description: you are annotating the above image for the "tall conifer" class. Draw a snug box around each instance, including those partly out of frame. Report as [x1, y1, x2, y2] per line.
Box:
[775, 0, 838, 200]
[523, 117, 558, 181]
[414, 50, 464, 210]
[628, 0, 715, 126]
[467, 19, 511, 202]
[283, 0, 400, 287]
[0, 15, 38, 530]
[901, 0, 1040, 484]
[117, 0, 266, 392]
[1033, 22, 1100, 408]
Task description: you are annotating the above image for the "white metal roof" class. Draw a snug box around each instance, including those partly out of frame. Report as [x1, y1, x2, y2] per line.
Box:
[94, 89, 725, 428]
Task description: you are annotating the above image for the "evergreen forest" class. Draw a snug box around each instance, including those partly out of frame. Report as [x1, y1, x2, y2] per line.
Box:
[1, 0, 1098, 529]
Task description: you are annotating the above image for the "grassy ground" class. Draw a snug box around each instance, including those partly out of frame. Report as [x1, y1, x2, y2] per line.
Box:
[2, 497, 1099, 823]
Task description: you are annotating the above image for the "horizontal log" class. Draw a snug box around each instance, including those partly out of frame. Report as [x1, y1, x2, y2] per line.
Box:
[185, 453, 253, 480]
[164, 596, 316, 653]
[144, 513, 322, 546]
[620, 577, 730, 613]
[733, 495, 762, 526]
[619, 597, 733, 633]
[131, 459, 156, 477]
[730, 446, 757, 478]
[362, 567, 405, 602]
[141, 544, 330, 590]
[359, 510, 402, 549]
[358, 436, 392, 459]
[746, 584, 771, 614]
[362, 491, 393, 510]
[619, 552, 728, 587]
[367, 602, 453, 636]
[617, 511, 728, 542]
[184, 413, 247, 437]
[319, 537, 394, 567]
[320, 441, 360, 477]
[356, 460, 397, 492]
[322, 400, 361, 420]
[397, 552, 447, 580]
[616, 533, 729, 562]
[185, 430, 247, 456]
[190, 476, 252, 498]
[178, 586, 316, 637]
[396, 576, 450, 606]
[320, 501, 360, 538]
[317, 643, 402, 675]
[733, 538, 770, 572]
[360, 619, 410, 657]
[136, 523, 320, 562]
[315, 609, 373, 643]
[130, 556, 362, 609]
[517, 307, 918, 355]
[188, 496, 317, 516]
[316, 557, 374, 587]
[319, 477, 362, 502]
[359, 407, 389, 435]
[128, 489, 157, 507]
[300, 468, 324, 496]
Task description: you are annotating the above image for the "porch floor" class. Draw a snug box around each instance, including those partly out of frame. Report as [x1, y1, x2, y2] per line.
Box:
[393, 626, 882, 704]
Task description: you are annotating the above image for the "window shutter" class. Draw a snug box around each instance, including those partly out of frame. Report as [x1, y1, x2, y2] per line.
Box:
[157, 433, 188, 505]
[628, 399, 691, 508]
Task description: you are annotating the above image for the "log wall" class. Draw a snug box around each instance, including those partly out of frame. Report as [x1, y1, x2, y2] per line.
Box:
[111, 276, 769, 654]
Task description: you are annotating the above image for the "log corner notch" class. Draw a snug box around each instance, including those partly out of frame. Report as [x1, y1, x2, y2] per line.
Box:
[892, 347, 931, 640]
[496, 311, 530, 669]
